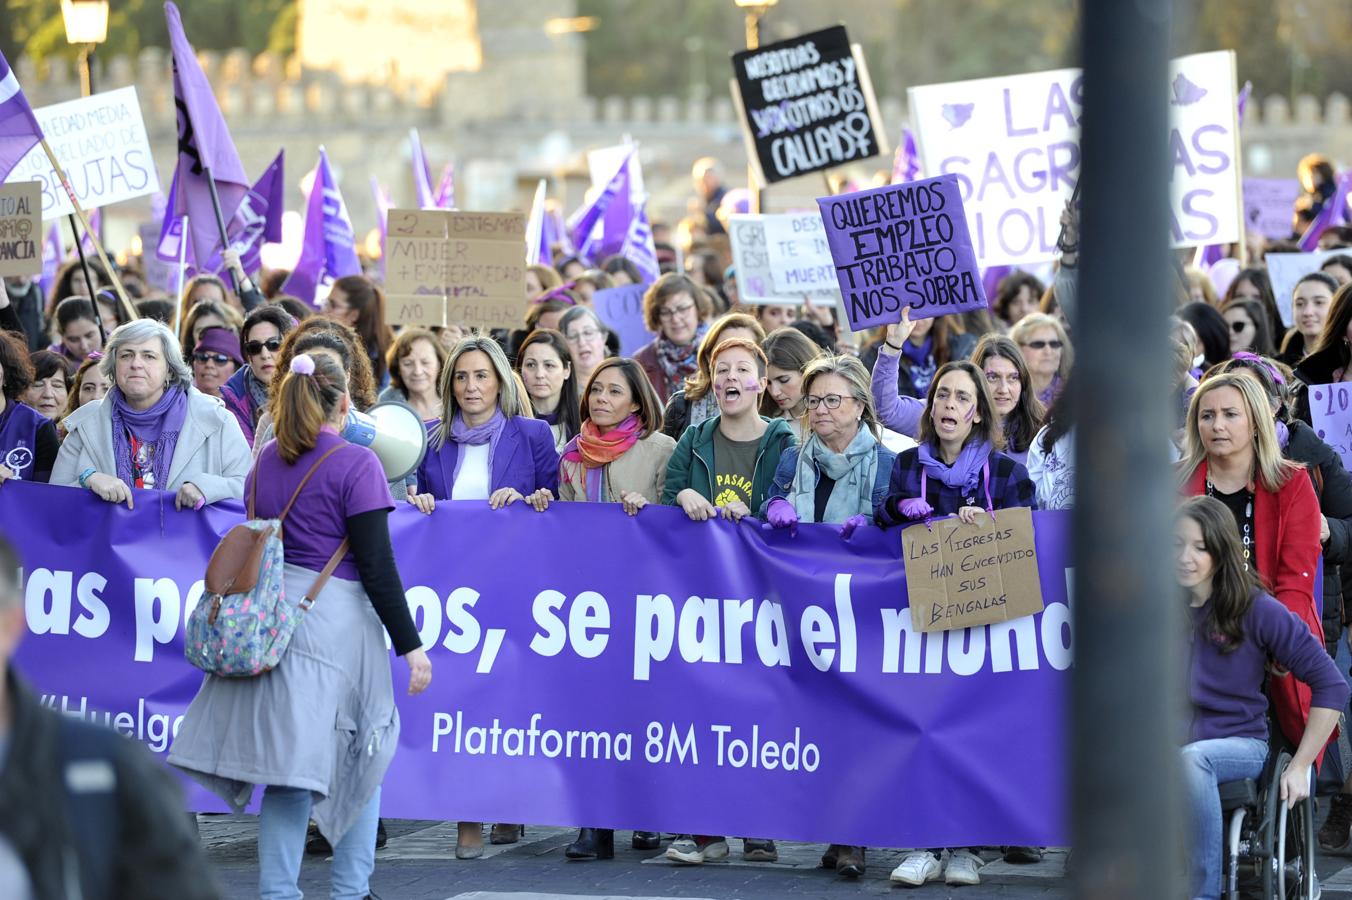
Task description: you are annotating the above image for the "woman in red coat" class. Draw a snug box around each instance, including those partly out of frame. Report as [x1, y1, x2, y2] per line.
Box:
[1180, 372, 1323, 753]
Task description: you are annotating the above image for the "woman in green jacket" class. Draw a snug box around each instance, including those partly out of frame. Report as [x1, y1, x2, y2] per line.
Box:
[662, 337, 796, 523]
[659, 335, 795, 866]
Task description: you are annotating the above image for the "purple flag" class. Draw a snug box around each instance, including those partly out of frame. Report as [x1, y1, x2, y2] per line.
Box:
[1237, 81, 1253, 126]
[77, 208, 101, 258]
[409, 129, 435, 209]
[567, 149, 635, 263]
[598, 155, 638, 262]
[165, 1, 249, 267]
[891, 126, 921, 185]
[525, 180, 549, 267]
[38, 222, 62, 299]
[434, 163, 455, 209]
[282, 147, 361, 305]
[623, 205, 660, 285]
[1299, 172, 1352, 252]
[156, 151, 284, 277]
[370, 176, 391, 276]
[0, 50, 42, 183]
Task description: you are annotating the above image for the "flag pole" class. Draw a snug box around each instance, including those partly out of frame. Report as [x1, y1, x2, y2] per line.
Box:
[38, 138, 134, 318]
[65, 213, 106, 342]
[171, 214, 189, 337]
[201, 165, 240, 293]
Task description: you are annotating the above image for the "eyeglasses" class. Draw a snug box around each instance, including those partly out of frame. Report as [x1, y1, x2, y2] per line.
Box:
[245, 338, 282, 356]
[192, 352, 232, 366]
[805, 394, 846, 410]
[657, 302, 696, 321]
[1229, 320, 1250, 334]
[565, 328, 602, 344]
[1022, 340, 1063, 351]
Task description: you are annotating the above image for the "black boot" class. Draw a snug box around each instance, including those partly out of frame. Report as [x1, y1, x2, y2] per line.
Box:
[565, 827, 615, 860]
[376, 818, 387, 850]
[631, 831, 661, 850]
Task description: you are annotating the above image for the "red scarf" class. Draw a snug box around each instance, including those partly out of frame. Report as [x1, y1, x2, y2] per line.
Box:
[563, 415, 642, 469]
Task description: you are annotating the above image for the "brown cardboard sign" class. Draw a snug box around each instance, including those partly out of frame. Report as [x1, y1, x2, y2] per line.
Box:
[901, 506, 1044, 632]
[384, 209, 526, 330]
[0, 182, 42, 278]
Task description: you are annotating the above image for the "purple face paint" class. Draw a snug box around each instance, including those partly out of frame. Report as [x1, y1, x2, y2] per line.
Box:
[743, 377, 761, 393]
[964, 405, 977, 422]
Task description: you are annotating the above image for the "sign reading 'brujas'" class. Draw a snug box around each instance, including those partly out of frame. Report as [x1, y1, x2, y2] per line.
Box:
[731, 25, 885, 184]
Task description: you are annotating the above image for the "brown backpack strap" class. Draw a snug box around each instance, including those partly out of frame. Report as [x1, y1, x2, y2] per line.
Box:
[297, 538, 349, 612]
[276, 444, 345, 525]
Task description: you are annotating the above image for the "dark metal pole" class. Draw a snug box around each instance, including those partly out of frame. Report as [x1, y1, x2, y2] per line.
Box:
[202, 166, 241, 293]
[66, 214, 107, 343]
[1072, 0, 1181, 898]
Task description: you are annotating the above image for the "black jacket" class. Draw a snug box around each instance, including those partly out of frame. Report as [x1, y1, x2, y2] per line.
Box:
[0, 670, 219, 900]
[1285, 419, 1352, 646]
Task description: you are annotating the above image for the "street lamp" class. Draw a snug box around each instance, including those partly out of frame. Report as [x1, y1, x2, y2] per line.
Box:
[734, 0, 777, 213]
[61, 0, 109, 97]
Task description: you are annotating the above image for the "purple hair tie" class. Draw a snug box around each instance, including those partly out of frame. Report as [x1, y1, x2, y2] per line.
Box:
[533, 281, 579, 306]
[1231, 351, 1286, 385]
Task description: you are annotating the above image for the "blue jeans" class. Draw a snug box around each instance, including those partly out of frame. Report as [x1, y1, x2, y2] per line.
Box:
[257, 784, 381, 900]
[1181, 736, 1268, 900]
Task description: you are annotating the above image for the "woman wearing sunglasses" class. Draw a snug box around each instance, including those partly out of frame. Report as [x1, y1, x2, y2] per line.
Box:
[1010, 313, 1073, 407]
[1220, 297, 1276, 357]
[221, 305, 296, 446]
[190, 327, 243, 400]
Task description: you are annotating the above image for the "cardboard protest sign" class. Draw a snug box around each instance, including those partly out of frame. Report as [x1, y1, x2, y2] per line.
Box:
[728, 213, 839, 306]
[1309, 384, 1352, 473]
[594, 283, 653, 357]
[0, 182, 41, 278]
[901, 506, 1044, 633]
[1267, 250, 1343, 326]
[384, 209, 526, 330]
[762, 212, 838, 294]
[908, 50, 1240, 266]
[1243, 177, 1301, 240]
[3, 87, 159, 218]
[730, 25, 886, 184]
[816, 173, 987, 330]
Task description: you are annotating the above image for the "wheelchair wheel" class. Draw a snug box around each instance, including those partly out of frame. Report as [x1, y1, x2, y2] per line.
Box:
[1263, 752, 1293, 899]
[1271, 752, 1318, 900]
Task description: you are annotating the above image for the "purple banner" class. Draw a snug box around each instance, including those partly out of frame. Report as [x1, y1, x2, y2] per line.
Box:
[3, 481, 1069, 847]
[818, 174, 988, 331]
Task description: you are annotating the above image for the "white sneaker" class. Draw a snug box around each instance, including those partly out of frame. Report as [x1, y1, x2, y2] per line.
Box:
[944, 849, 983, 886]
[890, 850, 941, 886]
[665, 837, 729, 864]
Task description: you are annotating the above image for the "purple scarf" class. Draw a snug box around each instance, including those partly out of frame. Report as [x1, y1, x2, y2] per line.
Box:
[108, 385, 189, 489]
[449, 408, 507, 483]
[917, 438, 993, 493]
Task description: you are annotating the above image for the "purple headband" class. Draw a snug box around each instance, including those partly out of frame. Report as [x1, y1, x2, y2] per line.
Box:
[1230, 351, 1286, 385]
[533, 281, 579, 306]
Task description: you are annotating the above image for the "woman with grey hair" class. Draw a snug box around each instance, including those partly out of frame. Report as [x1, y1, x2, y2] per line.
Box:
[559, 305, 612, 390]
[51, 319, 251, 509]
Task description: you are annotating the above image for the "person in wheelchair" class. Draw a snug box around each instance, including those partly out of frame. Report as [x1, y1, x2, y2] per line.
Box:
[1178, 496, 1348, 900]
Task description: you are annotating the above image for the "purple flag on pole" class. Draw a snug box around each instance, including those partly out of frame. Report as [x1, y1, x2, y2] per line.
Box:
[77, 208, 102, 258]
[525, 180, 548, 267]
[891, 126, 921, 185]
[1237, 81, 1253, 126]
[567, 149, 635, 263]
[623, 205, 660, 285]
[409, 129, 435, 209]
[1299, 172, 1352, 252]
[370, 176, 391, 276]
[282, 147, 361, 306]
[434, 163, 455, 209]
[0, 49, 43, 183]
[165, 1, 249, 267]
[597, 155, 639, 263]
[156, 151, 284, 277]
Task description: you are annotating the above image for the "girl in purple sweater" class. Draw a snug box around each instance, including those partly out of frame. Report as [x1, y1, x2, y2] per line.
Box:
[1177, 496, 1346, 900]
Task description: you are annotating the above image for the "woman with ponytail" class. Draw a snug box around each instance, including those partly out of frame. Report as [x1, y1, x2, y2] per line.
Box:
[170, 351, 431, 900]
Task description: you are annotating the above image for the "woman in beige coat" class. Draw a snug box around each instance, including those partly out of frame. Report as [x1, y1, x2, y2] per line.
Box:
[556, 358, 675, 513]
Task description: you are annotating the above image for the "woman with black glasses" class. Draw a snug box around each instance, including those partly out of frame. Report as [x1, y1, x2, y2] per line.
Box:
[222, 305, 297, 446]
[1009, 313, 1072, 407]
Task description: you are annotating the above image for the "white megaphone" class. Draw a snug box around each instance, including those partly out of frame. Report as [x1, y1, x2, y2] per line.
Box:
[341, 401, 428, 481]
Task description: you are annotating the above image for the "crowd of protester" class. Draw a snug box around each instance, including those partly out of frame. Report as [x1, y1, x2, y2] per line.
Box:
[2, 150, 1352, 898]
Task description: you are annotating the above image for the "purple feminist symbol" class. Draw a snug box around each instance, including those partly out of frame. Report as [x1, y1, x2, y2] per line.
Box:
[942, 102, 975, 129]
[1170, 73, 1207, 106]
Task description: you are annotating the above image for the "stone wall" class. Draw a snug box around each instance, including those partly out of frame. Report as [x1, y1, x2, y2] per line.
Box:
[13, 47, 1352, 248]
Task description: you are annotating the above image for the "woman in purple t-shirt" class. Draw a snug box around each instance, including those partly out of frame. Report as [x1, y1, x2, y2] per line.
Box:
[169, 351, 432, 900]
[1177, 496, 1345, 900]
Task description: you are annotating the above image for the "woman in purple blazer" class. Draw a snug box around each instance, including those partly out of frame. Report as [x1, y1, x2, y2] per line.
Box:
[409, 336, 559, 514]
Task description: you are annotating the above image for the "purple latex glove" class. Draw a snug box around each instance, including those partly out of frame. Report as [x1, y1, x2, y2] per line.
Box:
[765, 497, 799, 536]
[898, 497, 934, 520]
[838, 513, 870, 538]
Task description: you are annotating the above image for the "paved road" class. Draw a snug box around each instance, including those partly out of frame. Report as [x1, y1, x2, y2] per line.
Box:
[200, 814, 1352, 899]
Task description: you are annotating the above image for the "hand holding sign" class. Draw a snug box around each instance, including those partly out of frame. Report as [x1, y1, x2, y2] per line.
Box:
[816, 174, 987, 331]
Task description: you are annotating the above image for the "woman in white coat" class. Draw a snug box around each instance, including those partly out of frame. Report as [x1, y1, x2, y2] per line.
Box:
[51, 319, 250, 509]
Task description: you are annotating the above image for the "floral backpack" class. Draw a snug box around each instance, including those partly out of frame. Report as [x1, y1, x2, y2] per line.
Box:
[185, 445, 348, 677]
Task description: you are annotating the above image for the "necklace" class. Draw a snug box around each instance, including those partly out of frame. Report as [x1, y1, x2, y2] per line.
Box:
[1205, 478, 1253, 569]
